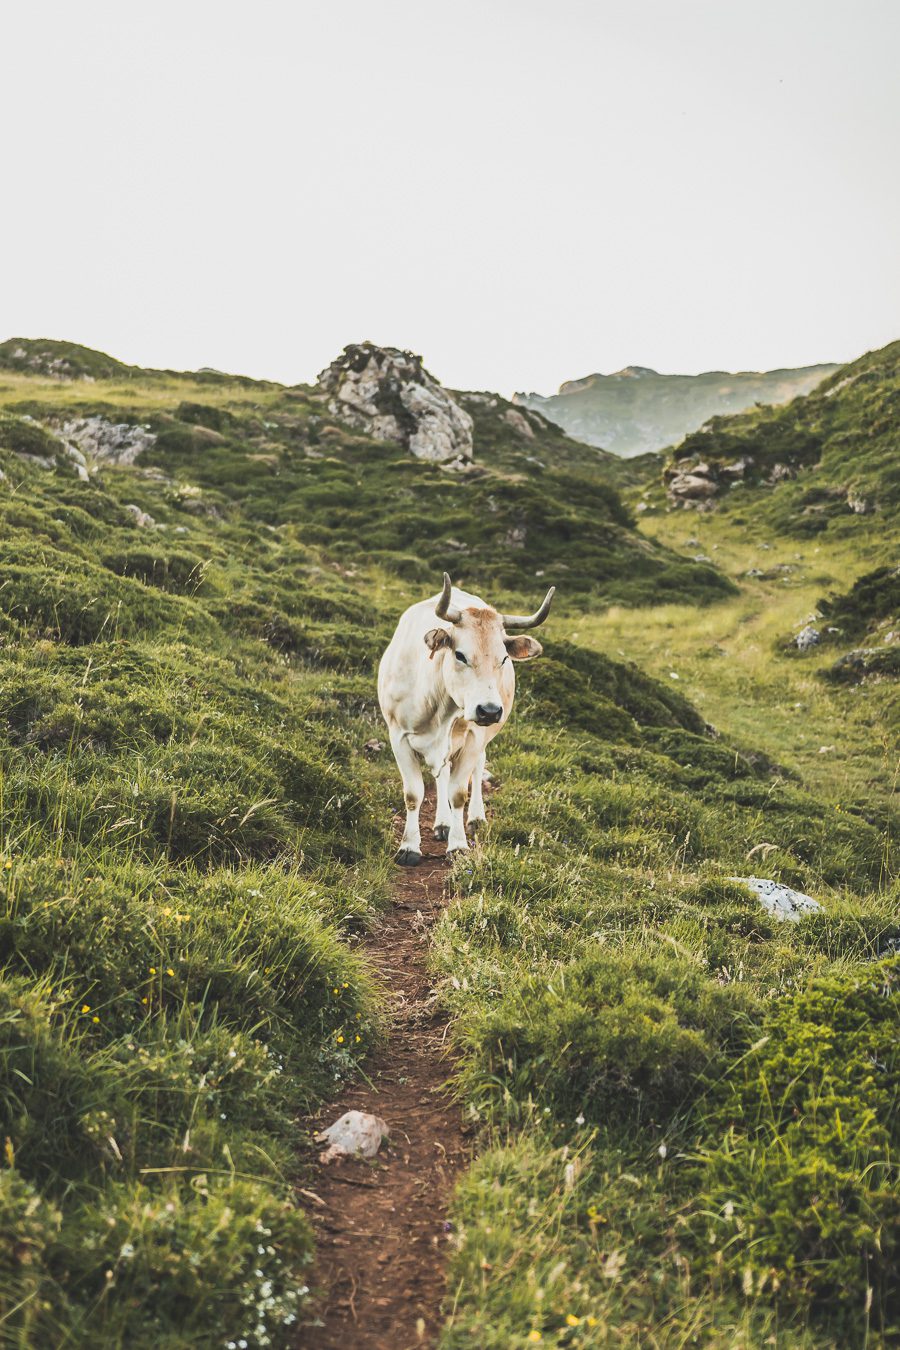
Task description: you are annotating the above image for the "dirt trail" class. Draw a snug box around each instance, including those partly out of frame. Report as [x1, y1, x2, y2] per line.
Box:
[298, 795, 469, 1349]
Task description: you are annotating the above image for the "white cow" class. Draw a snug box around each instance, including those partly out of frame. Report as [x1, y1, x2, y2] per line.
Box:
[377, 573, 554, 863]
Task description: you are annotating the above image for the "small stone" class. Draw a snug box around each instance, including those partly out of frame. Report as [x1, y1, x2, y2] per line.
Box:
[795, 624, 820, 652]
[732, 876, 822, 922]
[125, 503, 156, 529]
[316, 1110, 389, 1163]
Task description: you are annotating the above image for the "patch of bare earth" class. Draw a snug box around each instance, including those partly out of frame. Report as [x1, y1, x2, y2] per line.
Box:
[296, 795, 470, 1349]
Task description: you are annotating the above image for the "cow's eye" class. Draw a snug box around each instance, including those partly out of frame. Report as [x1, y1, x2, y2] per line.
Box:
[501, 654, 509, 665]
[455, 651, 467, 664]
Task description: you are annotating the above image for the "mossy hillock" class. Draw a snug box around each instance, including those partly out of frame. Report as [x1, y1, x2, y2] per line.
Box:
[0, 338, 136, 382]
[818, 565, 900, 645]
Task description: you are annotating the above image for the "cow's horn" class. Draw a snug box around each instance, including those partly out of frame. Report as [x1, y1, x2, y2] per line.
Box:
[501, 586, 556, 629]
[435, 572, 462, 624]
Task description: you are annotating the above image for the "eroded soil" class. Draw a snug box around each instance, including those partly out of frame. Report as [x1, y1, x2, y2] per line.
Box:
[297, 797, 469, 1349]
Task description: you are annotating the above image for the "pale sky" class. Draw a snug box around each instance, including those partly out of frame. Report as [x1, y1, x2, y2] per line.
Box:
[3, 0, 898, 394]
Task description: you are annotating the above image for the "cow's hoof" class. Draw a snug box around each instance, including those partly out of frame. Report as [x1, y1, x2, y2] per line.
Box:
[433, 824, 450, 842]
[395, 848, 422, 867]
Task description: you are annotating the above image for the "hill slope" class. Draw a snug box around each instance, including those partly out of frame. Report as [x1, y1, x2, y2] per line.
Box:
[516, 362, 837, 457]
[0, 338, 733, 608]
[0, 340, 895, 1348]
[660, 338, 900, 543]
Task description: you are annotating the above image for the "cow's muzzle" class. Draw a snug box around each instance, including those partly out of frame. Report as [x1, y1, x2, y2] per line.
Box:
[474, 702, 503, 726]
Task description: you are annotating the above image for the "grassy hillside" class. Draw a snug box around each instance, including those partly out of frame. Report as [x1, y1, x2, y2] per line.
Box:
[661, 339, 900, 542]
[438, 498, 898, 1350]
[0, 341, 730, 609]
[0, 389, 402, 1344]
[0, 342, 895, 1347]
[516, 363, 837, 457]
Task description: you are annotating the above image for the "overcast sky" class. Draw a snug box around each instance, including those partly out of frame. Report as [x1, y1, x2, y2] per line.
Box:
[3, 0, 898, 393]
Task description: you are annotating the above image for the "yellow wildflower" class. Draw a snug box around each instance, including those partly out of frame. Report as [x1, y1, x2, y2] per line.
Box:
[336, 1035, 344, 1044]
[149, 967, 157, 976]
[166, 968, 175, 977]
[81, 1004, 91, 1014]
[565, 1314, 580, 1327]
[92, 1016, 100, 1024]
[527, 1335, 542, 1345]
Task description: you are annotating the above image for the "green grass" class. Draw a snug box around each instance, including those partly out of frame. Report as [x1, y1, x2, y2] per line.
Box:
[0, 342, 895, 1347]
[0, 391, 398, 1343]
[658, 338, 900, 541]
[433, 492, 896, 1347]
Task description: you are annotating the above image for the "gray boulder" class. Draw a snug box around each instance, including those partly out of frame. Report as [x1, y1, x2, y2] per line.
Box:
[55, 416, 156, 468]
[317, 343, 473, 466]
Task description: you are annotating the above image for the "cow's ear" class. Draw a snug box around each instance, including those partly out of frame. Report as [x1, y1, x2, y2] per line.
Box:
[504, 635, 542, 661]
[424, 628, 453, 658]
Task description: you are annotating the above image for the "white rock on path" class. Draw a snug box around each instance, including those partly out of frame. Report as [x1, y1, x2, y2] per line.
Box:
[732, 876, 823, 922]
[316, 1110, 389, 1164]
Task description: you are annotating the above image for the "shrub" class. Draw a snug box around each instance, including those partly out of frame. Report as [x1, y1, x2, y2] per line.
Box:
[461, 948, 756, 1128]
[0, 1168, 64, 1342]
[0, 976, 109, 1186]
[0, 412, 61, 461]
[0, 862, 377, 1077]
[693, 958, 900, 1330]
[62, 1176, 313, 1348]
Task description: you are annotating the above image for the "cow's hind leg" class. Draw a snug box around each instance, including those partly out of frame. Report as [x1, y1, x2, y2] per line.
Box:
[389, 728, 424, 865]
[467, 749, 487, 833]
[433, 763, 452, 841]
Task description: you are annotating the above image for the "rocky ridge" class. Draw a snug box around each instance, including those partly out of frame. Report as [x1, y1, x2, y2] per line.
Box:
[317, 342, 474, 467]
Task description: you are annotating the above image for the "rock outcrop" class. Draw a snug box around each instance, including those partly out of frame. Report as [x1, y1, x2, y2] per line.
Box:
[317, 343, 473, 466]
[55, 416, 156, 467]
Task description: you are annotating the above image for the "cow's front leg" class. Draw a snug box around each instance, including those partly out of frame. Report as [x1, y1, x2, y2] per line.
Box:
[467, 749, 487, 832]
[446, 740, 480, 855]
[433, 762, 452, 842]
[388, 728, 424, 865]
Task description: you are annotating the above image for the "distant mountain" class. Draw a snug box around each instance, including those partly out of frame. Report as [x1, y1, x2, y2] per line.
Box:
[515, 363, 838, 458]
